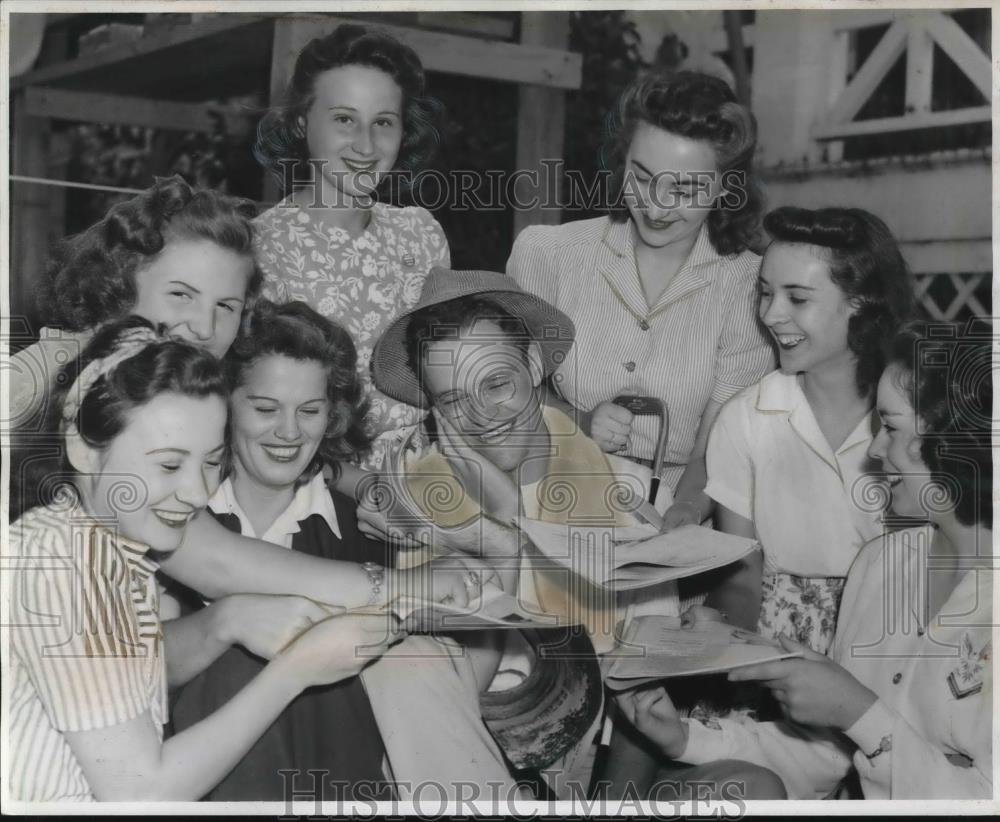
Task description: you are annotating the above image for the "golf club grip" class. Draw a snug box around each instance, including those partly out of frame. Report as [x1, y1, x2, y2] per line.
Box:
[611, 395, 670, 504]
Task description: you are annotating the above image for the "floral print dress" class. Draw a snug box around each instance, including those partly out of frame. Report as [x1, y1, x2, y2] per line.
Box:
[254, 199, 450, 469]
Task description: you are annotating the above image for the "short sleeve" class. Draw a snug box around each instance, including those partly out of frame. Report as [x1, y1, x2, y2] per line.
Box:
[704, 393, 755, 520]
[506, 225, 558, 305]
[711, 254, 774, 404]
[10, 529, 154, 732]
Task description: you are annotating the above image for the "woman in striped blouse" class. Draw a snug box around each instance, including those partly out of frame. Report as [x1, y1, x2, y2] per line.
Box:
[6, 318, 399, 802]
[507, 70, 774, 533]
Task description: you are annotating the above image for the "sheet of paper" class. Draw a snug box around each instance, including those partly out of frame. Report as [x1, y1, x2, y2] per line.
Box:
[517, 520, 758, 591]
[605, 616, 803, 688]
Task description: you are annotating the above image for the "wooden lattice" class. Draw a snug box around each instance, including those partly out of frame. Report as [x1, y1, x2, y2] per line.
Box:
[914, 272, 991, 321]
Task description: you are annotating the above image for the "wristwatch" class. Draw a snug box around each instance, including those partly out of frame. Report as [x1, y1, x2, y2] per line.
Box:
[361, 562, 385, 607]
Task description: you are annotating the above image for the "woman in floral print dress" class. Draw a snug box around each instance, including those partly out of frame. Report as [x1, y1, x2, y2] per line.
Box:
[253, 24, 449, 476]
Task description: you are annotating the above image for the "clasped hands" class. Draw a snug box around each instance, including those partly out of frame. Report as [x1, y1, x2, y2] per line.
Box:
[615, 605, 878, 759]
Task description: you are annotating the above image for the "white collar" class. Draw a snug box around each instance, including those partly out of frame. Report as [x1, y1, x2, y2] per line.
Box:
[208, 472, 342, 545]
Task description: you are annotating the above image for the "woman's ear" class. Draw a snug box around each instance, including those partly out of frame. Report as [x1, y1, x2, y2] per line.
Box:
[293, 115, 307, 139]
[527, 342, 545, 388]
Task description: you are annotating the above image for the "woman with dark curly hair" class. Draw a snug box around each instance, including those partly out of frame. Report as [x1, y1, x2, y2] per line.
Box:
[252, 23, 449, 480]
[9, 175, 261, 428]
[165, 300, 393, 800]
[507, 70, 774, 531]
[616, 322, 991, 799]
[166, 301, 521, 801]
[700, 206, 917, 652]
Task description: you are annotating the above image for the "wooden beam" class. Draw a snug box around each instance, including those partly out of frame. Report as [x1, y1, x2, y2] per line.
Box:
[705, 23, 755, 54]
[513, 12, 570, 237]
[924, 11, 990, 100]
[905, 16, 934, 114]
[23, 86, 256, 137]
[13, 13, 278, 90]
[829, 9, 904, 32]
[813, 105, 990, 139]
[269, 13, 582, 89]
[826, 20, 907, 125]
[415, 12, 515, 40]
[824, 28, 851, 163]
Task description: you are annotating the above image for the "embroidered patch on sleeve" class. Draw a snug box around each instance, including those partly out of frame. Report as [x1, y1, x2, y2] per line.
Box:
[947, 634, 990, 699]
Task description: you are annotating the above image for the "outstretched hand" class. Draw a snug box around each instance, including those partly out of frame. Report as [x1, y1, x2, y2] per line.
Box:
[729, 635, 878, 730]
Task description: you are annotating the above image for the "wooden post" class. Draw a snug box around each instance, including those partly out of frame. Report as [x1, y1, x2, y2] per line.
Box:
[513, 12, 570, 238]
[263, 16, 323, 205]
[10, 91, 53, 336]
[723, 11, 751, 107]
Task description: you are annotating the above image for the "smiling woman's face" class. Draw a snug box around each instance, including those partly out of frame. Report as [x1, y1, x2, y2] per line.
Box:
[83, 392, 227, 553]
[132, 238, 254, 358]
[623, 121, 721, 252]
[302, 64, 405, 202]
[229, 354, 330, 492]
[868, 364, 937, 520]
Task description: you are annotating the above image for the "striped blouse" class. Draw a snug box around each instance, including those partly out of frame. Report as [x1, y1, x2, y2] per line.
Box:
[507, 217, 775, 489]
[5, 505, 166, 802]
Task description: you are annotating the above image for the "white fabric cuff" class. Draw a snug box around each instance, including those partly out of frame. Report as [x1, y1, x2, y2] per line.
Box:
[844, 698, 895, 755]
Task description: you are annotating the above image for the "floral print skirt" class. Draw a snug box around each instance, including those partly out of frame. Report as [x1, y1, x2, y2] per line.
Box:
[757, 572, 846, 655]
[682, 572, 847, 726]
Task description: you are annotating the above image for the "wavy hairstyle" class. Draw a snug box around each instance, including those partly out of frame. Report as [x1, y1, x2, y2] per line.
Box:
[39, 176, 262, 333]
[886, 322, 992, 529]
[763, 206, 917, 399]
[603, 70, 763, 256]
[254, 23, 441, 189]
[225, 300, 372, 483]
[15, 316, 228, 517]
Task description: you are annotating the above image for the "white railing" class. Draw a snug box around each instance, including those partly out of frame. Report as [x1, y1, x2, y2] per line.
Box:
[814, 11, 989, 143]
[914, 272, 990, 322]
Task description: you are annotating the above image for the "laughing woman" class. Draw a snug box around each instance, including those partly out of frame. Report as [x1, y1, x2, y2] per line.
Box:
[701, 207, 916, 651]
[168, 300, 520, 800]
[167, 300, 390, 800]
[7, 319, 397, 801]
[616, 322, 992, 799]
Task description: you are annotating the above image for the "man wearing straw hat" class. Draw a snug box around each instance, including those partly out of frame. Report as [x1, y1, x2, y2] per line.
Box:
[361, 267, 680, 796]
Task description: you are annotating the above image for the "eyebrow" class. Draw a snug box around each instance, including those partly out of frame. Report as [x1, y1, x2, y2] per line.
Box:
[146, 443, 226, 457]
[629, 159, 698, 184]
[245, 394, 327, 404]
[758, 278, 817, 291]
[168, 280, 200, 294]
[328, 105, 400, 116]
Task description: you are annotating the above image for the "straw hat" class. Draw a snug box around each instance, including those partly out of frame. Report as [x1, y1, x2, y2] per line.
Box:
[371, 267, 575, 408]
[480, 627, 603, 771]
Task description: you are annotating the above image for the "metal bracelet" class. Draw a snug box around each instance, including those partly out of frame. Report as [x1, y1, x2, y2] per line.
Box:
[361, 562, 385, 607]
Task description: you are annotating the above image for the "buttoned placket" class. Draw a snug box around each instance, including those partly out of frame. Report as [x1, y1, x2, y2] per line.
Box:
[597, 221, 715, 372]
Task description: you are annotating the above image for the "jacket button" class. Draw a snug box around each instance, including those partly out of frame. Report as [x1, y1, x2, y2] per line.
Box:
[638, 319, 650, 331]
[624, 361, 636, 372]
[892, 672, 902, 684]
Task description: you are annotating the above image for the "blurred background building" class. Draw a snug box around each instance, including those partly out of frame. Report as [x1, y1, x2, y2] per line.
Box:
[8, 8, 992, 341]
